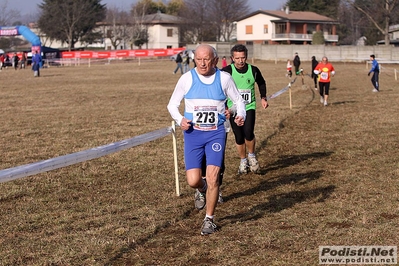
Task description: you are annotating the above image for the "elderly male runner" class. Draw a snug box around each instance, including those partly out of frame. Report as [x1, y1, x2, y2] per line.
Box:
[167, 44, 246, 235]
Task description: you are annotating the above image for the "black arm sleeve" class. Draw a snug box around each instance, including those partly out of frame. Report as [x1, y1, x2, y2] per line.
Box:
[252, 66, 267, 99]
[221, 65, 233, 75]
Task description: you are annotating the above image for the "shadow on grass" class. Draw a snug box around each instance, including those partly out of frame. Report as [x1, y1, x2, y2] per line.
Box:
[219, 152, 336, 223]
[105, 163, 332, 264]
[221, 183, 336, 224]
[105, 207, 198, 266]
[106, 88, 321, 264]
[255, 85, 316, 156]
[332, 100, 357, 105]
[224, 169, 327, 204]
[261, 151, 334, 174]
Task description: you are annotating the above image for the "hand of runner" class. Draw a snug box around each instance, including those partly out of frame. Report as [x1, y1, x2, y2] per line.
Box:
[234, 116, 245, 126]
[180, 117, 192, 131]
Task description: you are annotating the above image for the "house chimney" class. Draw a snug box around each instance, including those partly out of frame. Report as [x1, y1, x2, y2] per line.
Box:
[285, 6, 290, 14]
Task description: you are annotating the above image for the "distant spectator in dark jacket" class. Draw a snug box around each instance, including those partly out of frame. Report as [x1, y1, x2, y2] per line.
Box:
[293, 52, 301, 75]
[182, 51, 190, 73]
[12, 53, 20, 70]
[173, 51, 183, 74]
[311, 56, 319, 90]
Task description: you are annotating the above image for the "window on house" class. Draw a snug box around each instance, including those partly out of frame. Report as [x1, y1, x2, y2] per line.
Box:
[264, 24, 268, 34]
[167, 28, 173, 37]
[276, 23, 287, 34]
[245, 25, 253, 34]
[106, 30, 113, 38]
[245, 41, 253, 45]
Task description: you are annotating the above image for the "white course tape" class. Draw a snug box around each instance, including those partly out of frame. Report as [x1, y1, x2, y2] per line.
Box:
[267, 77, 297, 100]
[0, 127, 173, 183]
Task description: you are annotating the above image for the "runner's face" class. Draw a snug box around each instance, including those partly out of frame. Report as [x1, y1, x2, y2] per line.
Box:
[232, 51, 247, 70]
[195, 48, 215, 76]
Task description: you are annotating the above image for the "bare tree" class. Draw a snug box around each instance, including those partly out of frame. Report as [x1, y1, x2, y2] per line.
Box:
[210, 0, 250, 42]
[0, 0, 20, 25]
[336, 2, 365, 45]
[0, 0, 23, 50]
[38, 0, 106, 51]
[127, 2, 151, 49]
[104, 7, 131, 49]
[180, 0, 217, 43]
[176, 0, 250, 43]
[345, 0, 399, 45]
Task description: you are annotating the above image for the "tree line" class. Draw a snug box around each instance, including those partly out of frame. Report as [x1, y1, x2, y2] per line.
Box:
[1, 0, 398, 51]
[287, 0, 399, 45]
[36, 0, 251, 51]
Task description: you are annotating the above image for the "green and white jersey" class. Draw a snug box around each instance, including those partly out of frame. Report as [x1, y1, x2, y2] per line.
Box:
[227, 64, 256, 111]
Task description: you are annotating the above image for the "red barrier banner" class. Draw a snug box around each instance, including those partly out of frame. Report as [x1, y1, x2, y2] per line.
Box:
[62, 52, 75, 58]
[97, 51, 111, 58]
[170, 48, 185, 55]
[115, 50, 129, 57]
[133, 50, 148, 57]
[61, 48, 186, 59]
[79, 51, 93, 58]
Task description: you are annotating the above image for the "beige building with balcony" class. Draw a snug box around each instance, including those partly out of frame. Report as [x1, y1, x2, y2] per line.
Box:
[24, 12, 182, 51]
[236, 7, 339, 45]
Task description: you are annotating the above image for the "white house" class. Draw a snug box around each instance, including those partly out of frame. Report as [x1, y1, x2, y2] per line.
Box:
[140, 12, 181, 49]
[25, 11, 182, 50]
[389, 24, 399, 40]
[96, 12, 182, 50]
[235, 7, 339, 45]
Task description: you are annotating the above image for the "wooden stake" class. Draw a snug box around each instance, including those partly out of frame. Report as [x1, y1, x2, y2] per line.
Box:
[289, 86, 292, 110]
[172, 121, 180, 196]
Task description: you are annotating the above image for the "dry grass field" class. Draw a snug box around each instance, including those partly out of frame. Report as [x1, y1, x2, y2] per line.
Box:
[0, 58, 398, 266]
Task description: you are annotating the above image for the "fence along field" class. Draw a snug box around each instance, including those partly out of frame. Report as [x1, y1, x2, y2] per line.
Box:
[0, 59, 398, 265]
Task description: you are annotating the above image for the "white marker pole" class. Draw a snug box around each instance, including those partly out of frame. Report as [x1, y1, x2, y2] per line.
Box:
[289, 83, 292, 110]
[172, 121, 180, 196]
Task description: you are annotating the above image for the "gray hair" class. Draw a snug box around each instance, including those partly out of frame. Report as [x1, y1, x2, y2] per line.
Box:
[211, 46, 218, 59]
[195, 44, 218, 59]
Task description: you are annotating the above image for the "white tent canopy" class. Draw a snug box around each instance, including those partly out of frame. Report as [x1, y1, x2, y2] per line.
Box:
[0, 49, 5, 54]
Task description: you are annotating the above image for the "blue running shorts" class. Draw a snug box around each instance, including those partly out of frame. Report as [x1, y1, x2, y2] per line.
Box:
[184, 126, 226, 170]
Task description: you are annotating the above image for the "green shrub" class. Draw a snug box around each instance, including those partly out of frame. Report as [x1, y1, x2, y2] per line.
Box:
[312, 31, 325, 44]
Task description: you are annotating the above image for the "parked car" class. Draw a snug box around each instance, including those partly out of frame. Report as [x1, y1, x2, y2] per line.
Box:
[170, 49, 195, 61]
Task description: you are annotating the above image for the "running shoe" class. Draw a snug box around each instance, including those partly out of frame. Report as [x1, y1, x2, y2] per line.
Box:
[201, 217, 218, 235]
[238, 159, 248, 174]
[248, 156, 260, 173]
[194, 189, 206, 210]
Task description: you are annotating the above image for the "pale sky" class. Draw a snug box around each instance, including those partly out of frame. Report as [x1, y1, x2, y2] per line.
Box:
[6, 0, 287, 18]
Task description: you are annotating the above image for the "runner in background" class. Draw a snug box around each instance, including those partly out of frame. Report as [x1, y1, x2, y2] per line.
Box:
[314, 56, 335, 106]
[222, 44, 268, 174]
